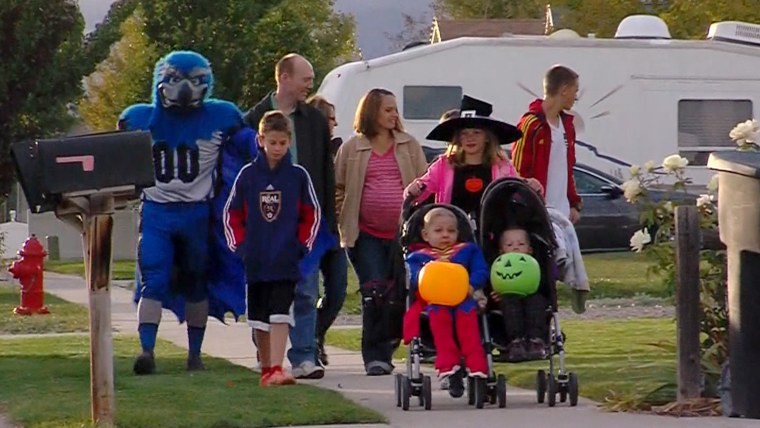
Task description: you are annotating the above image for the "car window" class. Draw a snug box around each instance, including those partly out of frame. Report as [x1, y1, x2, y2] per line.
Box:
[574, 169, 611, 194]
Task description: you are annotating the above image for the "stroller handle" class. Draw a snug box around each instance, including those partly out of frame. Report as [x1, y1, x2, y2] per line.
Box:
[401, 183, 427, 222]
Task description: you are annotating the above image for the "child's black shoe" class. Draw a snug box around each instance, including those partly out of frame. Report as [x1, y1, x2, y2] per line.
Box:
[447, 368, 465, 398]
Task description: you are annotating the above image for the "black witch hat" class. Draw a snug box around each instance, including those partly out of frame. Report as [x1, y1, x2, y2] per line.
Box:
[426, 95, 522, 145]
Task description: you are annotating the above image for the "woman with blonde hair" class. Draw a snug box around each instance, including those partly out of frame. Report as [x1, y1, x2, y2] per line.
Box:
[307, 95, 341, 157]
[335, 88, 428, 375]
[405, 95, 543, 219]
[305, 94, 347, 367]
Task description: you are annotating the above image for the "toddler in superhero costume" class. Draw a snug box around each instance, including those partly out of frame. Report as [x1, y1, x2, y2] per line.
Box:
[402, 207, 489, 398]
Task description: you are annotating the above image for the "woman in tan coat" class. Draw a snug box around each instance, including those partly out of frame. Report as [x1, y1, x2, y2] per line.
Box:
[335, 88, 428, 375]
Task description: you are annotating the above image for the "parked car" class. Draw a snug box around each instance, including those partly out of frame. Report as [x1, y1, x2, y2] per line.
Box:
[420, 147, 694, 252]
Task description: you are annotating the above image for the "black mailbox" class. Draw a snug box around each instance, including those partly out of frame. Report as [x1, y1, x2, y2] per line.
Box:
[707, 151, 760, 420]
[10, 130, 155, 214]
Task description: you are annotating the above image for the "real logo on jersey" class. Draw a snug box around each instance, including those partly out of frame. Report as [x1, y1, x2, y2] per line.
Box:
[259, 190, 282, 222]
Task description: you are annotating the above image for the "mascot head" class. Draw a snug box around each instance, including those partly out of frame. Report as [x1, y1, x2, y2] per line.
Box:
[153, 51, 214, 111]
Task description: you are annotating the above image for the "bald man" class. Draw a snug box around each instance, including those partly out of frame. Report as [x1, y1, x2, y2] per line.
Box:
[243, 53, 338, 380]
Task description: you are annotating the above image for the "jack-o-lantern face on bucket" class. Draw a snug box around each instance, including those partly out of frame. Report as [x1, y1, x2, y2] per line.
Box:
[490, 252, 540, 296]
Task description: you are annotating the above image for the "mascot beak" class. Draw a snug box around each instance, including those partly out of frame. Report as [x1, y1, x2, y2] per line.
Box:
[177, 82, 193, 108]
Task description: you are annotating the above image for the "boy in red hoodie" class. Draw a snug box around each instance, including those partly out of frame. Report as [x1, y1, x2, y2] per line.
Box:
[511, 65, 582, 224]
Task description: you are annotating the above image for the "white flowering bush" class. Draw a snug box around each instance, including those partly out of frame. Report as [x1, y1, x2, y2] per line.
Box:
[728, 119, 760, 150]
[619, 118, 760, 401]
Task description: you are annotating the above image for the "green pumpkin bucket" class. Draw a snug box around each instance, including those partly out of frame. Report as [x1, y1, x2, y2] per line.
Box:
[490, 252, 541, 297]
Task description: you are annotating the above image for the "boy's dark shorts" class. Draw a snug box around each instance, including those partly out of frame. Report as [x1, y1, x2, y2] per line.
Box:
[247, 280, 296, 331]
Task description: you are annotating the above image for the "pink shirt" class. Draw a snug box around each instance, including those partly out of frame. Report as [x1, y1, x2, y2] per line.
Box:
[409, 155, 519, 204]
[359, 148, 404, 239]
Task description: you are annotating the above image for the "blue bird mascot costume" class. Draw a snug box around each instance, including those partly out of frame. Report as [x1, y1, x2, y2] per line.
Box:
[118, 51, 254, 374]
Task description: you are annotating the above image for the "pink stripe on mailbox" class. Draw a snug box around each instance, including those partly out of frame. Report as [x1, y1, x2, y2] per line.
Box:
[56, 155, 95, 172]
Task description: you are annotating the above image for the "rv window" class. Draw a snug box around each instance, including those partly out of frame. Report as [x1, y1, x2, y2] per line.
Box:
[403, 86, 463, 120]
[678, 99, 753, 166]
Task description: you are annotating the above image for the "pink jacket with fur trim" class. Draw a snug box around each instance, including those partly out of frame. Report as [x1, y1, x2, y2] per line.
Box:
[407, 154, 519, 204]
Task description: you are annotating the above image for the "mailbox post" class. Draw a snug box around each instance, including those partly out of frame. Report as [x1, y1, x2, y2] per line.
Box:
[708, 151, 760, 420]
[11, 131, 154, 427]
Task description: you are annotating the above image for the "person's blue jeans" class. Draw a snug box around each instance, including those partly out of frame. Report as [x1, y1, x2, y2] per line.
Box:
[316, 247, 348, 341]
[347, 231, 399, 369]
[287, 270, 319, 367]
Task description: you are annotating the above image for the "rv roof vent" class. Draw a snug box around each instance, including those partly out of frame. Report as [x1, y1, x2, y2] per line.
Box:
[614, 15, 671, 39]
[707, 21, 760, 46]
[549, 29, 581, 39]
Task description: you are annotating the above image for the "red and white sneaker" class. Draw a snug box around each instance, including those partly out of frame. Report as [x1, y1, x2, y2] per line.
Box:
[259, 367, 273, 386]
[263, 366, 296, 386]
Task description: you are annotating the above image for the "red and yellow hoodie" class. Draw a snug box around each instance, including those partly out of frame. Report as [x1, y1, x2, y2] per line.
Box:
[511, 99, 582, 210]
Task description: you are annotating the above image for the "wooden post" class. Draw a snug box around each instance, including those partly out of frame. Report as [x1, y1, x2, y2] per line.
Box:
[675, 205, 702, 401]
[81, 195, 116, 427]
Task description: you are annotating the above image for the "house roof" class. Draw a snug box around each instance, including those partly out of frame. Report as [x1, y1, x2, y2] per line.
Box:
[432, 18, 547, 42]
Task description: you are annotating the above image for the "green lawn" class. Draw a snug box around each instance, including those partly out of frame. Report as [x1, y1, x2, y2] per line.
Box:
[0, 284, 89, 334]
[0, 335, 384, 428]
[326, 318, 676, 409]
[45, 259, 136, 281]
[44, 252, 665, 316]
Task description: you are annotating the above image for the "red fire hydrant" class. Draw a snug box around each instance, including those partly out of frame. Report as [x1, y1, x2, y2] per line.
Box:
[8, 235, 49, 315]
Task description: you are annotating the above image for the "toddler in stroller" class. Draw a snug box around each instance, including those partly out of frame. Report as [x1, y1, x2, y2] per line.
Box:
[395, 203, 507, 410]
[480, 177, 580, 407]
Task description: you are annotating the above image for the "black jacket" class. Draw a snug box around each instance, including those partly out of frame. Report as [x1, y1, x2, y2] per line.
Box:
[243, 93, 336, 232]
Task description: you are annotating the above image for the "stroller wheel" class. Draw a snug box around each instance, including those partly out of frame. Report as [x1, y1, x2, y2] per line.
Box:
[547, 374, 557, 407]
[568, 372, 579, 407]
[422, 375, 432, 410]
[402, 376, 411, 411]
[536, 370, 547, 404]
[474, 377, 486, 409]
[395, 373, 403, 407]
[467, 377, 475, 405]
[497, 374, 507, 408]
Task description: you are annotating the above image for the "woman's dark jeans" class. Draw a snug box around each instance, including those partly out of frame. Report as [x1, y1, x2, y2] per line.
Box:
[347, 231, 401, 371]
[316, 247, 349, 343]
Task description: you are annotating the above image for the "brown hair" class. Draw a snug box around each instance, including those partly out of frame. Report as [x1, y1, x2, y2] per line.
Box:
[444, 128, 504, 168]
[307, 95, 335, 120]
[258, 110, 292, 137]
[544, 65, 579, 96]
[353, 88, 404, 138]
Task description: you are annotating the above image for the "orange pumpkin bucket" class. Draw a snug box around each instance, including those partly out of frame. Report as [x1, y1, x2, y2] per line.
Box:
[418, 261, 470, 306]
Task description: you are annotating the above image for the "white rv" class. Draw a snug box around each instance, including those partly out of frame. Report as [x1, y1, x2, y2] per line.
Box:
[317, 16, 760, 186]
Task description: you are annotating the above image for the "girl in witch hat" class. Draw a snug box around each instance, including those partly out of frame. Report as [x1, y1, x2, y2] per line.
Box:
[404, 95, 543, 218]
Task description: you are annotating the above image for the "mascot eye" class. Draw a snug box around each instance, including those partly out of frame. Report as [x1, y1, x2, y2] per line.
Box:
[190, 77, 202, 85]
[169, 76, 182, 84]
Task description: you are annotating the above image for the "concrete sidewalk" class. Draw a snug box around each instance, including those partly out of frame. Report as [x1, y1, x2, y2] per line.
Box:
[41, 272, 760, 428]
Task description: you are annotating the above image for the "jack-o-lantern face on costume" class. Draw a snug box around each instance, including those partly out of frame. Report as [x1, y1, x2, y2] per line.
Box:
[490, 253, 541, 297]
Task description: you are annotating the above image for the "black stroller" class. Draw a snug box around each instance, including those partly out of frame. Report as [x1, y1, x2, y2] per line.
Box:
[393, 197, 507, 411]
[479, 177, 579, 407]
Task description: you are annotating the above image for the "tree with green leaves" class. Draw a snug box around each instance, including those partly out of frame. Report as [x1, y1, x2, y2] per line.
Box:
[138, 0, 356, 107]
[552, 0, 650, 38]
[79, 8, 159, 131]
[435, 0, 544, 19]
[240, 0, 358, 105]
[661, 0, 760, 39]
[82, 0, 139, 75]
[140, 0, 281, 104]
[0, 0, 85, 199]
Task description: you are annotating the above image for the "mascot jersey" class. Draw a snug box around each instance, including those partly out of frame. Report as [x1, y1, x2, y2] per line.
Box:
[119, 51, 253, 323]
